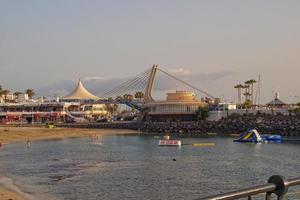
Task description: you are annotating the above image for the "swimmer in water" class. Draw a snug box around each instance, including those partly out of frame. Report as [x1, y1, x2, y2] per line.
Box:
[27, 139, 31, 148]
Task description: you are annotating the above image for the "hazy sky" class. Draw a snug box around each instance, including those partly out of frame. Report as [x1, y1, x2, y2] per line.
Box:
[0, 1, 299, 103]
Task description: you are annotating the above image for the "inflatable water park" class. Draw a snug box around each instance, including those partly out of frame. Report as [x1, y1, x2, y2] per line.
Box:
[233, 129, 281, 143]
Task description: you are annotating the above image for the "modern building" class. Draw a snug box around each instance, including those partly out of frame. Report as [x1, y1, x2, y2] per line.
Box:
[144, 91, 207, 122]
[0, 80, 108, 124]
[0, 102, 70, 124]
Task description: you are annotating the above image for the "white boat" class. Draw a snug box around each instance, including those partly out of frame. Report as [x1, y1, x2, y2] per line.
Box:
[158, 140, 181, 146]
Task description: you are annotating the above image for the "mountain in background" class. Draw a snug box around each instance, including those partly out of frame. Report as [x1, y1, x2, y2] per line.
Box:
[36, 69, 234, 101]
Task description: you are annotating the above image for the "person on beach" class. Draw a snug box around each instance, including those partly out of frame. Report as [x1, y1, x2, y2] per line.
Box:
[27, 139, 31, 148]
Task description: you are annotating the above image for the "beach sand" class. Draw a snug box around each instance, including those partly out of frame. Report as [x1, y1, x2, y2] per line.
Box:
[0, 187, 26, 200]
[0, 126, 137, 144]
[0, 176, 32, 200]
[0, 126, 138, 200]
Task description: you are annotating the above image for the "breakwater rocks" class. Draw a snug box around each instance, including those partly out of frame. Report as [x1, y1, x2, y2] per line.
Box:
[58, 115, 300, 136]
[216, 115, 300, 136]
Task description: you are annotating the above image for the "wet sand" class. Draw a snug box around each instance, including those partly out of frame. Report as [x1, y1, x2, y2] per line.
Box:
[0, 126, 138, 200]
[0, 187, 26, 200]
[0, 176, 31, 200]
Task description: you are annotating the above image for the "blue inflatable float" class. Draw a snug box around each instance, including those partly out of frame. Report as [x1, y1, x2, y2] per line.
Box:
[233, 129, 281, 143]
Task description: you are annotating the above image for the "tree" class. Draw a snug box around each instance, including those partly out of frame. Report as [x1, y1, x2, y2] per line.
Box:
[14, 91, 22, 99]
[123, 94, 133, 101]
[243, 84, 250, 102]
[244, 81, 251, 100]
[115, 96, 123, 101]
[196, 106, 209, 120]
[292, 108, 300, 116]
[25, 89, 35, 99]
[234, 84, 243, 105]
[247, 79, 257, 104]
[2, 90, 10, 102]
[134, 91, 144, 99]
[105, 104, 118, 114]
[0, 85, 3, 97]
[244, 99, 252, 109]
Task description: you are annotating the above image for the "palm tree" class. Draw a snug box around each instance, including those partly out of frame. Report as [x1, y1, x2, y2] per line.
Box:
[134, 91, 144, 99]
[196, 106, 209, 120]
[244, 99, 252, 109]
[247, 79, 257, 104]
[234, 84, 243, 105]
[14, 91, 22, 99]
[0, 85, 3, 98]
[25, 89, 35, 99]
[243, 91, 251, 103]
[242, 84, 250, 103]
[2, 90, 10, 102]
[123, 94, 133, 101]
[115, 96, 123, 101]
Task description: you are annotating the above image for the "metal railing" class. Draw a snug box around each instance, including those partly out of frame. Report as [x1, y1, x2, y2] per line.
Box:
[199, 175, 300, 200]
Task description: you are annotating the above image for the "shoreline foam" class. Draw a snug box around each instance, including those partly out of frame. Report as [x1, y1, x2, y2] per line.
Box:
[0, 175, 34, 200]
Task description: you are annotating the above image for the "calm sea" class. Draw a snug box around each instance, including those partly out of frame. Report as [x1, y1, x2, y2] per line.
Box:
[0, 135, 299, 200]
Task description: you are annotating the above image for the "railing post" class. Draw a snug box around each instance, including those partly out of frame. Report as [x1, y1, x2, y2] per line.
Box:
[267, 175, 289, 200]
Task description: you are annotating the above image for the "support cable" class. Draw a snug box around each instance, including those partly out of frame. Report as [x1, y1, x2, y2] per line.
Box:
[157, 68, 215, 99]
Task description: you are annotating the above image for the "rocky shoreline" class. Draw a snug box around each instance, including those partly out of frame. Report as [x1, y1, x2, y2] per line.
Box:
[57, 114, 300, 137]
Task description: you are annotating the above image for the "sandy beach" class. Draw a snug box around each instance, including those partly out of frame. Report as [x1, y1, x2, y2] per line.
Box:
[0, 176, 31, 200]
[0, 126, 137, 144]
[0, 126, 138, 200]
[0, 187, 26, 200]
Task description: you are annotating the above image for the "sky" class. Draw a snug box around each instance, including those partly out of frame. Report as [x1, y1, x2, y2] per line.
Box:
[0, 0, 299, 103]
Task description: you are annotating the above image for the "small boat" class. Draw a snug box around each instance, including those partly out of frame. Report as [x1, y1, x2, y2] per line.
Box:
[159, 140, 181, 146]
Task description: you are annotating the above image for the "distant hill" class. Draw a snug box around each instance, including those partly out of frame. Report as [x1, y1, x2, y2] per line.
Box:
[36, 70, 234, 99]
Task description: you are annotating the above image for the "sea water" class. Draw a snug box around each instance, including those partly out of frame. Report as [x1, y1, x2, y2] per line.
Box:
[0, 136, 299, 200]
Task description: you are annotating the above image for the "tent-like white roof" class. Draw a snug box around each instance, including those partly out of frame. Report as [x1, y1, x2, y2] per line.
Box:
[64, 80, 99, 100]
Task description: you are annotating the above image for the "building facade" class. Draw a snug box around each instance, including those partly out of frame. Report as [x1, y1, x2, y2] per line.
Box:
[144, 91, 207, 122]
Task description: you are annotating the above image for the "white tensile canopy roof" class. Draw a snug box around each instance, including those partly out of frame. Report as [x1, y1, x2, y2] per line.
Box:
[64, 80, 99, 100]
